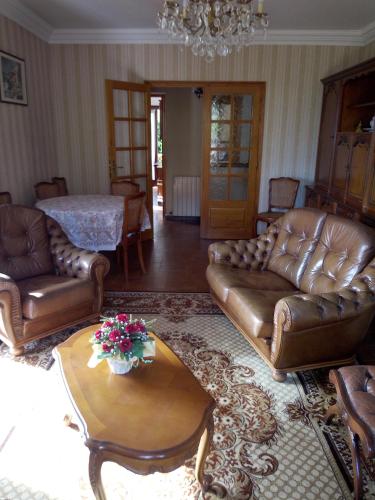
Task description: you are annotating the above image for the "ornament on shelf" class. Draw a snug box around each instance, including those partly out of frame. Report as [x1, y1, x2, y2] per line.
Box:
[355, 121, 363, 133]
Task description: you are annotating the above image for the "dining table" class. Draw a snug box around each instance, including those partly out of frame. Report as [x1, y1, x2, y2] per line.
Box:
[35, 194, 151, 252]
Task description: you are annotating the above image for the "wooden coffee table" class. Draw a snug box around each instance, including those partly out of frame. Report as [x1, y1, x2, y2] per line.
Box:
[53, 324, 225, 499]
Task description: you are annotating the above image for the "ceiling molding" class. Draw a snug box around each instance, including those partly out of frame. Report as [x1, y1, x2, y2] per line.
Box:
[49, 28, 366, 46]
[0, 0, 53, 42]
[362, 20, 375, 46]
[1, 0, 374, 47]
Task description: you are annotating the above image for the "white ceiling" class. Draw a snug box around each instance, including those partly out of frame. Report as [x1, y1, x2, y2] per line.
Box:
[15, 0, 375, 30]
[1, 0, 375, 44]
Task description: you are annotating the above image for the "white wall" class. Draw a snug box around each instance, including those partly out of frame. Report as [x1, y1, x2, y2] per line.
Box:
[157, 88, 203, 215]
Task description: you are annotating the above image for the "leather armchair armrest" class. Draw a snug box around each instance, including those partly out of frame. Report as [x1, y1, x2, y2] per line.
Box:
[0, 273, 23, 345]
[46, 216, 110, 280]
[271, 290, 375, 369]
[46, 216, 110, 313]
[208, 223, 278, 270]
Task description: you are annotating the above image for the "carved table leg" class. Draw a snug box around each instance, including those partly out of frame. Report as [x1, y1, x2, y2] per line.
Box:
[89, 449, 106, 500]
[348, 429, 363, 500]
[195, 418, 226, 499]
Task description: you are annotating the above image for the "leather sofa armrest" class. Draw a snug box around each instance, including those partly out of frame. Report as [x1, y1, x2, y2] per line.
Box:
[271, 290, 375, 369]
[207, 223, 278, 270]
[0, 273, 23, 345]
[274, 290, 374, 333]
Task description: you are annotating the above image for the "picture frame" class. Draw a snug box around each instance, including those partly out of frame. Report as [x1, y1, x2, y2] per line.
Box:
[0, 50, 28, 106]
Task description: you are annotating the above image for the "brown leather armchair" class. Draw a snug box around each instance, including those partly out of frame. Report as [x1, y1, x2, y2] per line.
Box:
[0, 205, 110, 355]
[207, 208, 375, 381]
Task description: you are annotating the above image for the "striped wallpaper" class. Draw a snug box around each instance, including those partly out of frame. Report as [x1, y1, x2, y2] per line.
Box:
[0, 15, 56, 205]
[1, 14, 375, 210]
[48, 43, 371, 210]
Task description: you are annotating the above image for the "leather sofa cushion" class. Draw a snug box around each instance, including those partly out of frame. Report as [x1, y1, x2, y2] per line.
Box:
[227, 288, 299, 338]
[18, 275, 94, 320]
[267, 208, 327, 288]
[0, 205, 53, 280]
[300, 215, 375, 294]
[206, 263, 296, 303]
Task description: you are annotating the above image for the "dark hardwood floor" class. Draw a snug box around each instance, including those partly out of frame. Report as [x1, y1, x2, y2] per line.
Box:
[104, 209, 216, 292]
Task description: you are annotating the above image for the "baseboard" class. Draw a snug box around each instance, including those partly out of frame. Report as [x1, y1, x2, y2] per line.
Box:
[165, 215, 200, 225]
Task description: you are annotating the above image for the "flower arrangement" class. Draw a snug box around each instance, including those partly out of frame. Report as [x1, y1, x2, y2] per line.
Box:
[90, 313, 155, 373]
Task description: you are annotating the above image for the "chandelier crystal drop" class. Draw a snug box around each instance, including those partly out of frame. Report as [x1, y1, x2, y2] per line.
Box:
[157, 0, 269, 62]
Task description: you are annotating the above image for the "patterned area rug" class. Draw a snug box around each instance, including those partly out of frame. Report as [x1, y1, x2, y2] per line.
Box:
[0, 292, 371, 499]
[0, 292, 222, 370]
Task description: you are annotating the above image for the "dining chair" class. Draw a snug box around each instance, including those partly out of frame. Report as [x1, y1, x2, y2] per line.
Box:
[118, 192, 146, 281]
[52, 176, 68, 195]
[34, 181, 60, 200]
[0, 192, 12, 204]
[254, 177, 300, 235]
[111, 180, 140, 196]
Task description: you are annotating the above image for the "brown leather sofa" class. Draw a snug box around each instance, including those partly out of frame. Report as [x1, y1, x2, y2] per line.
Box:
[0, 205, 110, 355]
[207, 208, 375, 381]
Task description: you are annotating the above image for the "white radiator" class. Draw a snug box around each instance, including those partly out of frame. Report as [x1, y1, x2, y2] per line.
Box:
[172, 176, 201, 216]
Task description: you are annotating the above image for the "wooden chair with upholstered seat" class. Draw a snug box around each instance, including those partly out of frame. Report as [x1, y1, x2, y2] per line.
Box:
[254, 177, 300, 235]
[111, 180, 140, 196]
[52, 176, 68, 195]
[34, 181, 60, 200]
[0, 192, 12, 204]
[117, 192, 146, 282]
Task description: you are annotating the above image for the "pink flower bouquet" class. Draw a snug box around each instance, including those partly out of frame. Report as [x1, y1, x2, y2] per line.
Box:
[90, 314, 155, 368]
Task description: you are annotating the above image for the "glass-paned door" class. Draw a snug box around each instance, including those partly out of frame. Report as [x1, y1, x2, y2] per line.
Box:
[106, 80, 152, 238]
[201, 83, 265, 239]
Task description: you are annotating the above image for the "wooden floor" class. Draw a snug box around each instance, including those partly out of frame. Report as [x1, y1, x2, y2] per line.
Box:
[104, 209, 216, 292]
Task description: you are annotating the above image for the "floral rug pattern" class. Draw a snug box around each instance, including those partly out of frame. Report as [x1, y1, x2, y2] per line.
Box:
[0, 291, 370, 499]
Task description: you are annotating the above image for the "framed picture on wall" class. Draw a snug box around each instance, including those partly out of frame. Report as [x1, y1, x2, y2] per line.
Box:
[0, 50, 28, 105]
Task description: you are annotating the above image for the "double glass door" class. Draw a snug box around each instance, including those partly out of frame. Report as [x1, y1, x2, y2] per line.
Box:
[201, 83, 265, 239]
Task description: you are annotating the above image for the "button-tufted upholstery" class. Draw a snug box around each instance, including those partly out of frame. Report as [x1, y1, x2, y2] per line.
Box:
[267, 208, 327, 288]
[207, 208, 375, 381]
[326, 366, 375, 499]
[0, 205, 54, 280]
[300, 215, 375, 293]
[0, 205, 110, 355]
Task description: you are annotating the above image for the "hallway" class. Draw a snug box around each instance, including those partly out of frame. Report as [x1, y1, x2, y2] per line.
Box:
[104, 211, 216, 292]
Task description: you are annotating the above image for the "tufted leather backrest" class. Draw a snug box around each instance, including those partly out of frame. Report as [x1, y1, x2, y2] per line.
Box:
[0, 205, 54, 280]
[300, 215, 375, 294]
[267, 208, 327, 288]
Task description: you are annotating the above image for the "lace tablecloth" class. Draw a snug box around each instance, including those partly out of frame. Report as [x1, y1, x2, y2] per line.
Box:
[36, 194, 151, 251]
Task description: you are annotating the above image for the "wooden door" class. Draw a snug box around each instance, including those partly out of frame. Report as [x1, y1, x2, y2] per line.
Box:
[347, 134, 371, 206]
[106, 80, 152, 238]
[331, 133, 351, 200]
[315, 82, 341, 189]
[200, 83, 265, 239]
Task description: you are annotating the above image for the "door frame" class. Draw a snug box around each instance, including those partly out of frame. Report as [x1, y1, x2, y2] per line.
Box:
[150, 93, 167, 217]
[147, 80, 265, 239]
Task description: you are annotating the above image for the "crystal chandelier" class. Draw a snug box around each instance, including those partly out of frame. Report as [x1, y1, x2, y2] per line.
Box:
[157, 0, 269, 62]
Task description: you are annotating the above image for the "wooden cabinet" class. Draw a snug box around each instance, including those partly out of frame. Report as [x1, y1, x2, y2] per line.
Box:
[315, 82, 341, 187]
[306, 57, 375, 225]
